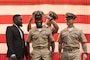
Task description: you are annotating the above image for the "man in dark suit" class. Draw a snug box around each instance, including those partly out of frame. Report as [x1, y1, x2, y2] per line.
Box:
[6, 14, 27, 60]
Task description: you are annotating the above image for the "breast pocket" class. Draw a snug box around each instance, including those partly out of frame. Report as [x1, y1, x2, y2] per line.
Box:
[41, 35, 48, 39]
[41, 31, 49, 39]
[61, 32, 68, 38]
[32, 35, 39, 40]
[71, 32, 79, 39]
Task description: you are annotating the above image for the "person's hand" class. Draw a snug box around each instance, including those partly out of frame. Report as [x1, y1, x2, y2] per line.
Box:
[43, 14, 48, 18]
[83, 53, 88, 60]
[11, 56, 17, 60]
[51, 51, 54, 57]
[26, 55, 31, 60]
[43, 14, 52, 20]
[50, 51, 54, 60]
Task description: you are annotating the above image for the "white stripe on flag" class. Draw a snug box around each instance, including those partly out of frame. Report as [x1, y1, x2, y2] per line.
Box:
[0, 5, 90, 15]
[0, 23, 90, 34]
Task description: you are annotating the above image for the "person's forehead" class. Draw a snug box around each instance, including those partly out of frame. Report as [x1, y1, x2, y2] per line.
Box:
[35, 19, 42, 21]
[66, 19, 74, 21]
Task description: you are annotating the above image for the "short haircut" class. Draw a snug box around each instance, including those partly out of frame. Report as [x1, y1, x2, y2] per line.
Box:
[13, 14, 21, 22]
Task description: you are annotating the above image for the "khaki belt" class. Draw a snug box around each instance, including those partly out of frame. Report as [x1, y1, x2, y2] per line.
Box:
[34, 46, 48, 49]
[63, 47, 79, 51]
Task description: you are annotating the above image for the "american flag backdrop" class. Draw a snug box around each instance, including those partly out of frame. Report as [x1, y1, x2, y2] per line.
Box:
[0, 0, 90, 60]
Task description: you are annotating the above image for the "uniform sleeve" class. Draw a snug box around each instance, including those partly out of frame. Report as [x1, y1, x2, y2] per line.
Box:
[79, 30, 87, 43]
[6, 26, 15, 54]
[57, 32, 62, 43]
[26, 30, 32, 43]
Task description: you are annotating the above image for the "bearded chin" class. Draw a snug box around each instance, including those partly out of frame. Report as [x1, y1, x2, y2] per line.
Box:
[37, 24, 42, 28]
[37, 25, 42, 28]
[16, 23, 22, 27]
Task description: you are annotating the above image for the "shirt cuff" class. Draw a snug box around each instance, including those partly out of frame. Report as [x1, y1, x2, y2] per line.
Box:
[11, 54, 16, 57]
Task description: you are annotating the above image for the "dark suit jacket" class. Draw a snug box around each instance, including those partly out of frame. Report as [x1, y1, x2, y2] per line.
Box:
[6, 25, 26, 58]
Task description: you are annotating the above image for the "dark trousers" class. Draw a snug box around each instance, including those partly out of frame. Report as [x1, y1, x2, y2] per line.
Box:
[8, 57, 23, 60]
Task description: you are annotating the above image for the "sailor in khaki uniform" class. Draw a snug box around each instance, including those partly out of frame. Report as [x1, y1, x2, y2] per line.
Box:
[58, 12, 88, 60]
[26, 11, 58, 60]
[43, 11, 58, 53]
[26, 11, 55, 60]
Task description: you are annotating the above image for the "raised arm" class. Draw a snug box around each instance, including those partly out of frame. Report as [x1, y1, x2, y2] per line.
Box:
[45, 11, 59, 34]
[27, 15, 34, 32]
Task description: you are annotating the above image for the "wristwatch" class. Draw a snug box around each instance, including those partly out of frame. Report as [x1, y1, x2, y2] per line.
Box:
[84, 53, 88, 55]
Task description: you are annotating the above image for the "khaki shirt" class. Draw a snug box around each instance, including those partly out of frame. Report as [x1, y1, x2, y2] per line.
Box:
[58, 27, 87, 49]
[43, 24, 53, 33]
[26, 26, 54, 48]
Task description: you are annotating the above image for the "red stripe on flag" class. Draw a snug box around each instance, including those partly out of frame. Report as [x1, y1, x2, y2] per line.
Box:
[0, 34, 90, 43]
[0, 0, 90, 5]
[0, 15, 90, 24]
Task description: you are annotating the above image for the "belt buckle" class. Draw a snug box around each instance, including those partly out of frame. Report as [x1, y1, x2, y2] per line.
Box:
[69, 48, 72, 51]
[39, 46, 44, 49]
[70, 49, 72, 51]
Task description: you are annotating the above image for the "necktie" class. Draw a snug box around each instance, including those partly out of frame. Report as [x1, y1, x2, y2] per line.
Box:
[18, 28, 23, 39]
